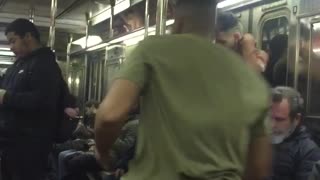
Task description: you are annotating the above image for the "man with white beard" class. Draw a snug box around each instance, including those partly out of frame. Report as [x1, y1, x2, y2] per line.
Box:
[269, 86, 320, 180]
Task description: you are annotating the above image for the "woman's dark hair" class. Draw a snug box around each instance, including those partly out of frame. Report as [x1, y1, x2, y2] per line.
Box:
[5, 18, 41, 42]
[269, 34, 288, 60]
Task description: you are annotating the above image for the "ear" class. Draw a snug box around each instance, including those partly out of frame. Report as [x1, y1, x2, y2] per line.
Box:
[294, 113, 302, 125]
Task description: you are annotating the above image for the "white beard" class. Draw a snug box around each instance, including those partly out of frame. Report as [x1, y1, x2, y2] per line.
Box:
[272, 124, 297, 145]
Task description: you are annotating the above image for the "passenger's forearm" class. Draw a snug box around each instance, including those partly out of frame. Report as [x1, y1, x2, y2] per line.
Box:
[95, 120, 124, 164]
[244, 137, 272, 180]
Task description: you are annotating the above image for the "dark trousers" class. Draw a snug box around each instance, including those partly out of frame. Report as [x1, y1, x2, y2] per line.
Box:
[1, 140, 52, 180]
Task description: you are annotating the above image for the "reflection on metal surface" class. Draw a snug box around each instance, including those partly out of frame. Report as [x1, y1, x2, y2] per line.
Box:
[155, 0, 168, 35]
[68, 76, 72, 85]
[72, 36, 102, 49]
[144, 0, 150, 37]
[75, 78, 80, 85]
[87, 43, 108, 51]
[48, 0, 57, 48]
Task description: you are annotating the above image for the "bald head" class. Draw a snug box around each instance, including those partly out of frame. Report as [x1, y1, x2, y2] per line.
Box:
[171, 0, 218, 38]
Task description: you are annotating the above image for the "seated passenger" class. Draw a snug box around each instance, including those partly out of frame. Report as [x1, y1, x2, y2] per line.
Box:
[59, 110, 139, 180]
[216, 12, 269, 73]
[270, 87, 320, 180]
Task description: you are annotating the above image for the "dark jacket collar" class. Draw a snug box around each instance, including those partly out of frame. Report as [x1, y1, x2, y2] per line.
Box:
[15, 47, 54, 64]
[283, 126, 309, 143]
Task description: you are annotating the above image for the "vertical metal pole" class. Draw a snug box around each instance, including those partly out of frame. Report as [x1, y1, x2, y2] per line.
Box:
[103, 47, 108, 97]
[144, 0, 150, 37]
[66, 34, 73, 81]
[48, 0, 57, 48]
[94, 62, 98, 100]
[306, 24, 313, 114]
[85, 12, 90, 49]
[86, 55, 91, 101]
[29, 7, 35, 23]
[155, 0, 168, 35]
[98, 55, 103, 101]
[294, 23, 301, 90]
[109, 0, 115, 38]
[84, 54, 89, 114]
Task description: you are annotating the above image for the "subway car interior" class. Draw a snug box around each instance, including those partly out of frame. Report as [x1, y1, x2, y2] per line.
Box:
[0, 0, 320, 179]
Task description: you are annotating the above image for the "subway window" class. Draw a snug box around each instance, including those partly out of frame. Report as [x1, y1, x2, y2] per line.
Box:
[261, 16, 289, 87]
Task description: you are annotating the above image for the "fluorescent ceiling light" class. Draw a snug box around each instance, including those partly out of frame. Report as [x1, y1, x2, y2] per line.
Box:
[0, 51, 14, 56]
[87, 43, 109, 51]
[217, 0, 262, 9]
[92, 0, 130, 25]
[72, 35, 102, 49]
[313, 23, 320, 30]
[0, 47, 10, 51]
[166, 19, 175, 26]
[313, 48, 320, 53]
[0, 61, 14, 65]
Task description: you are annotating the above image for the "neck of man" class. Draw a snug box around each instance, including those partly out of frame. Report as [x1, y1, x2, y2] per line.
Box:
[30, 42, 42, 52]
[173, 22, 214, 41]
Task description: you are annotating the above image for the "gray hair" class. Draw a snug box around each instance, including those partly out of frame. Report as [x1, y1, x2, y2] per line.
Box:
[272, 86, 304, 118]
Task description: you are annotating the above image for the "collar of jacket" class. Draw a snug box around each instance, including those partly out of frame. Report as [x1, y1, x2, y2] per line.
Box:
[15, 47, 54, 64]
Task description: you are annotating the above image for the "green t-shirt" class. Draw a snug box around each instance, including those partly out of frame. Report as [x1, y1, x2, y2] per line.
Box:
[116, 34, 270, 180]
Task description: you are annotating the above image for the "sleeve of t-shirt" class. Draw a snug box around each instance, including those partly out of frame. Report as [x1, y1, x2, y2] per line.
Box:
[114, 43, 150, 90]
[250, 110, 271, 137]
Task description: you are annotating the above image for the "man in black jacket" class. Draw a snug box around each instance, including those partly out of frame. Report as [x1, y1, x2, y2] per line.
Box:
[269, 87, 320, 180]
[0, 19, 63, 180]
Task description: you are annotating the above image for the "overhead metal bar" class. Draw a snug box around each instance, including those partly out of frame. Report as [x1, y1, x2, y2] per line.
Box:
[56, 0, 85, 19]
[48, 0, 58, 49]
[155, 0, 168, 35]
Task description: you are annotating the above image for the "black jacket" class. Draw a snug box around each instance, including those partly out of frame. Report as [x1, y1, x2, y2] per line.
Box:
[0, 47, 62, 142]
[270, 126, 320, 180]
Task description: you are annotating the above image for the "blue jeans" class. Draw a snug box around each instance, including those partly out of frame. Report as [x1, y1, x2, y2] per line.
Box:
[58, 149, 78, 180]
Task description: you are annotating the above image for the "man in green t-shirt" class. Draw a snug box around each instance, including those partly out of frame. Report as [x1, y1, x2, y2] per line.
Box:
[95, 0, 271, 180]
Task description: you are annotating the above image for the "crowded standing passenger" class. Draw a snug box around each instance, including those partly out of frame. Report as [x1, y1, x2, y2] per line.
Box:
[95, 0, 271, 180]
[269, 87, 320, 180]
[0, 18, 63, 180]
[216, 12, 269, 73]
[267, 34, 288, 87]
